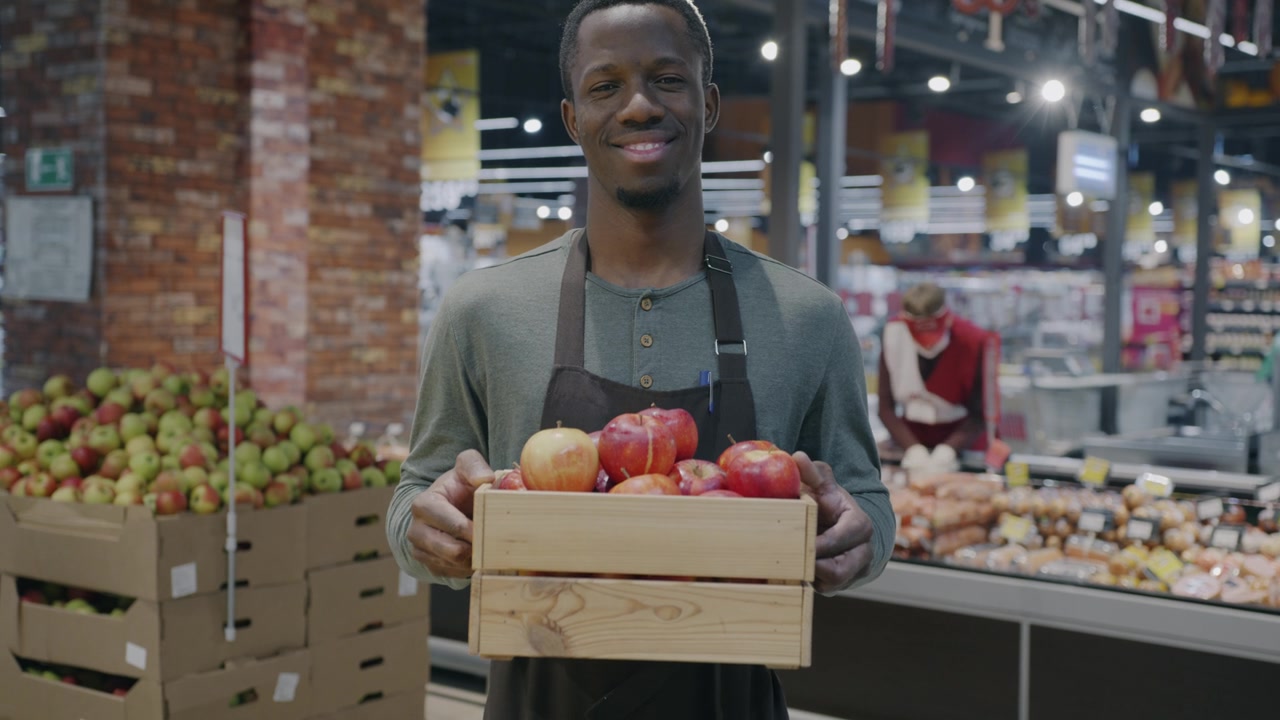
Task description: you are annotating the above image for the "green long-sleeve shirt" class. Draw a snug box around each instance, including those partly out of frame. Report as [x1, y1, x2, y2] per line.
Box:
[387, 231, 894, 593]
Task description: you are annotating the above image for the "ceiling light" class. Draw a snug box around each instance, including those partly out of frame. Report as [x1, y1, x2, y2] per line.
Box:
[474, 117, 519, 131]
[1238, 208, 1255, 225]
[1042, 79, 1066, 103]
[1006, 90, 1023, 104]
[1140, 108, 1161, 123]
[1265, 235, 1276, 248]
[763, 150, 773, 164]
[714, 219, 730, 233]
[1214, 169, 1231, 185]
[1148, 201, 1164, 216]
[840, 59, 862, 77]
[536, 205, 551, 220]
[761, 41, 778, 61]
[928, 76, 951, 93]
[1066, 192, 1084, 207]
[836, 228, 849, 240]
[957, 176, 976, 193]
[1154, 239, 1168, 253]
[557, 206, 573, 221]
[523, 118, 543, 134]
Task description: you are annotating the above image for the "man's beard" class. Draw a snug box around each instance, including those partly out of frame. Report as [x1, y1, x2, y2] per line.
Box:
[616, 179, 682, 211]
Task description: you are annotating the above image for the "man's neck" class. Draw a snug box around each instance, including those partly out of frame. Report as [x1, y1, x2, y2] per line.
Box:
[582, 188, 707, 290]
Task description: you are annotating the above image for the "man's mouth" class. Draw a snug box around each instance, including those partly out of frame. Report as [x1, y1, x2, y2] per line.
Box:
[616, 137, 674, 162]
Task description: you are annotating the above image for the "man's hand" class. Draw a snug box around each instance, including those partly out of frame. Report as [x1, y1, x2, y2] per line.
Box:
[794, 451, 874, 594]
[406, 450, 494, 579]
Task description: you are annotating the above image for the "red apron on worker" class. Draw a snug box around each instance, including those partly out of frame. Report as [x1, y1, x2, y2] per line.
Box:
[885, 315, 994, 451]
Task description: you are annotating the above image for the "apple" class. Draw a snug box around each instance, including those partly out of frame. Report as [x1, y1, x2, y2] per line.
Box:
[16, 459, 40, 476]
[234, 441, 262, 468]
[125, 435, 156, 457]
[50, 403, 83, 431]
[128, 451, 161, 482]
[58, 476, 84, 491]
[237, 461, 271, 490]
[598, 413, 677, 481]
[193, 407, 222, 433]
[86, 368, 118, 398]
[224, 483, 262, 508]
[43, 375, 75, 400]
[275, 474, 301, 501]
[189, 385, 216, 409]
[639, 407, 699, 461]
[210, 366, 230, 395]
[69, 446, 100, 475]
[178, 443, 209, 470]
[10, 388, 44, 414]
[115, 472, 146, 495]
[262, 480, 292, 507]
[158, 410, 193, 435]
[0, 444, 16, 469]
[262, 446, 290, 474]
[51, 486, 80, 502]
[361, 466, 387, 487]
[142, 492, 158, 512]
[594, 468, 616, 493]
[724, 448, 801, 499]
[189, 483, 222, 514]
[26, 473, 58, 498]
[81, 477, 116, 504]
[154, 428, 186, 455]
[382, 459, 401, 485]
[494, 467, 527, 491]
[98, 449, 130, 479]
[669, 458, 727, 496]
[118, 414, 149, 442]
[335, 458, 358, 477]
[49, 454, 81, 481]
[64, 598, 97, 614]
[180, 466, 208, 493]
[329, 440, 349, 461]
[717, 439, 778, 473]
[87, 425, 123, 455]
[247, 423, 277, 449]
[519, 426, 599, 492]
[208, 469, 229, 493]
[316, 423, 336, 446]
[304, 445, 335, 472]
[10, 431, 38, 460]
[20, 589, 47, 605]
[35, 416, 66, 443]
[191, 427, 215, 445]
[0, 467, 21, 491]
[154, 489, 187, 515]
[277, 440, 302, 467]
[36, 439, 66, 469]
[271, 409, 298, 436]
[161, 374, 189, 397]
[9, 478, 28, 496]
[151, 470, 184, 494]
[129, 374, 158, 402]
[104, 387, 135, 412]
[348, 443, 375, 469]
[114, 490, 143, 505]
[310, 467, 342, 494]
[22, 404, 49, 433]
[341, 466, 364, 491]
[609, 473, 681, 495]
[93, 402, 128, 427]
[289, 423, 317, 452]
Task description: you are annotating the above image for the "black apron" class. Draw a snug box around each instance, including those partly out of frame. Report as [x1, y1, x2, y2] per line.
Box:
[482, 231, 790, 720]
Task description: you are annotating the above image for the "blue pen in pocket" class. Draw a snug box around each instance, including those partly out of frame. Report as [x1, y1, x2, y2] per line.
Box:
[699, 370, 714, 413]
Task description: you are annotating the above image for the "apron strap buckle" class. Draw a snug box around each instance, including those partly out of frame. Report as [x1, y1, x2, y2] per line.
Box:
[705, 254, 733, 274]
[715, 339, 746, 356]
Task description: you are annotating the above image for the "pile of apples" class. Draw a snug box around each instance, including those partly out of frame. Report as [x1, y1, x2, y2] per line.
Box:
[497, 407, 801, 499]
[17, 578, 132, 617]
[18, 657, 136, 697]
[0, 364, 403, 515]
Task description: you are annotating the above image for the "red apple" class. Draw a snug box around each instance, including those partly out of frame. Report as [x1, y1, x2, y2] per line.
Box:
[0, 467, 20, 491]
[609, 473, 680, 495]
[58, 477, 84, 492]
[594, 468, 617, 493]
[699, 489, 743, 498]
[341, 467, 364, 491]
[598, 413, 677, 481]
[189, 483, 222, 514]
[717, 439, 778, 473]
[669, 458, 727, 496]
[639, 407, 698, 461]
[151, 471, 183, 494]
[330, 440, 349, 461]
[93, 402, 127, 426]
[724, 448, 801, 499]
[178, 443, 207, 470]
[154, 489, 188, 515]
[348, 443, 375, 468]
[494, 467, 527, 491]
[26, 472, 58, 498]
[70, 446, 100, 475]
[36, 416, 67, 443]
[519, 426, 599, 492]
[97, 449, 129, 480]
[262, 480, 292, 507]
[50, 404, 82, 430]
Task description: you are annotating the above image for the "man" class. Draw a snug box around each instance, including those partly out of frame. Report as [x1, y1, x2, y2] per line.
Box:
[387, 1, 894, 716]
[878, 282, 1000, 475]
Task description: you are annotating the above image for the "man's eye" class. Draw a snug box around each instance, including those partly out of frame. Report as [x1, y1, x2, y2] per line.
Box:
[591, 83, 618, 93]
[657, 76, 685, 85]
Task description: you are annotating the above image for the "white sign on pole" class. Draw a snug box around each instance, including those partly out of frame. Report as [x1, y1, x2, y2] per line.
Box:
[220, 212, 247, 363]
[3, 196, 93, 302]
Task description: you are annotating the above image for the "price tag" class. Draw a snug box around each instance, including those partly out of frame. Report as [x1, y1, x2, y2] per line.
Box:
[999, 515, 1033, 543]
[273, 672, 300, 703]
[1197, 496, 1225, 521]
[1078, 509, 1113, 534]
[125, 643, 148, 671]
[1125, 518, 1157, 542]
[1004, 461, 1030, 488]
[170, 563, 198, 599]
[1257, 481, 1280, 504]
[1136, 472, 1174, 499]
[1077, 457, 1111, 487]
[1210, 524, 1244, 550]
[985, 438, 1012, 471]
[397, 570, 419, 597]
[1144, 548, 1184, 584]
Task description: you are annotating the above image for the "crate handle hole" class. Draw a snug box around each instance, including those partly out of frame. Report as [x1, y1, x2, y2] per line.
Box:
[223, 618, 253, 631]
[358, 691, 385, 704]
[236, 541, 253, 552]
[358, 656, 384, 670]
[355, 514, 380, 527]
[228, 687, 259, 708]
[359, 586, 385, 599]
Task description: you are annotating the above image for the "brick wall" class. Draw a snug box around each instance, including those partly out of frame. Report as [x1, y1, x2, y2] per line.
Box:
[0, 0, 108, 390]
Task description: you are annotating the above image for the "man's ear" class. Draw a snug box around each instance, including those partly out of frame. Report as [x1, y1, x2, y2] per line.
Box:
[704, 82, 721, 133]
[561, 97, 581, 145]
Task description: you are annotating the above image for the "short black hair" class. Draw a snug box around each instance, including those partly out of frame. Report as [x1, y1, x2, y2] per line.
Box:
[559, 0, 714, 100]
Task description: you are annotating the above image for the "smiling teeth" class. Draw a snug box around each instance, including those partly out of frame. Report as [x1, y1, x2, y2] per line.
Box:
[628, 143, 663, 151]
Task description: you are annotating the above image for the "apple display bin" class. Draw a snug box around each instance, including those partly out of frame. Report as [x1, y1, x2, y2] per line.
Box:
[467, 486, 816, 669]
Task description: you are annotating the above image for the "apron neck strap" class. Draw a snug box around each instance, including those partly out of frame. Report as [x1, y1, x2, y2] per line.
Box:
[553, 231, 749, 383]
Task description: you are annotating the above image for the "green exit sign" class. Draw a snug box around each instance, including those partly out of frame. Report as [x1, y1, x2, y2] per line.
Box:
[25, 147, 74, 191]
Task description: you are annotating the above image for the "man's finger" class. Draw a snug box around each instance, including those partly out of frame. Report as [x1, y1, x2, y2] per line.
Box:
[455, 449, 495, 488]
[814, 503, 873, 559]
[407, 523, 473, 571]
[813, 544, 872, 594]
[411, 488, 475, 543]
[793, 451, 834, 492]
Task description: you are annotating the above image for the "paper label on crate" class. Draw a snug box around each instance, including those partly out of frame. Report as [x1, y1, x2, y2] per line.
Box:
[170, 563, 198, 599]
[1136, 473, 1174, 499]
[1004, 461, 1030, 488]
[398, 570, 419, 597]
[1210, 525, 1244, 550]
[273, 672, 300, 703]
[1144, 549, 1184, 585]
[1197, 497, 1225, 521]
[125, 643, 147, 671]
[1078, 509, 1112, 534]
[1125, 518, 1156, 542]
[999, 515, 1033, 543]
[1257, 481, 1280, 504]
[1077, 457, 1110, 487]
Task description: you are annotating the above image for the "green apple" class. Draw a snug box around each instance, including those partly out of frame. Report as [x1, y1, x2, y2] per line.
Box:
[316, 423, 336, 446]
[181, 466, 208, 493]
[105, 387, 135, 411]
[128, 451, 161, 482]
[11, 431, 38, 460]
[158, 410, 193, 435]
[85, 368, 118, 398]
[272, 409, 298, 436]
[304, 445, 335, 472]
[87, 425, 122, 455]
[42, 374, 75, 400]
[234, 441, 262, 467]
[154, 427, 186, 455]
[36, 439, 66, 470]
[81, 477, 116, 504]
[309, 467, 342, 494]
[289, 423, 317, 452]
[22, 405, 49, 432]
[208, 469, 229, 493]
[118, 414, 149, 442]
[115, 471, 146, 495]
[335, 458, 357, 476]
[125, 435, 156, 457]
[161, 374, 190, 397]
[262, 446, 290, 474]
[49, 454, 81, 481]
[382, 460, 402, 484]
[276, 440, 302, 466]
[253, 407, 274, 426]
[189, 385, 216, 408]
[51, 485, 80, 502]
[237, 461, 271, 490]
[361, 467, 387, 488]
[160, 454, 181, 472]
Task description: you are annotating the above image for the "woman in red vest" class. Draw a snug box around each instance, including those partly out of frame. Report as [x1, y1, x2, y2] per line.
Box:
[878, 282, 1000, 475]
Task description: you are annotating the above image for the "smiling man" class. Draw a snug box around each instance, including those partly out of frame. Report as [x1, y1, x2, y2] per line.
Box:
[388, 1, 894, 717]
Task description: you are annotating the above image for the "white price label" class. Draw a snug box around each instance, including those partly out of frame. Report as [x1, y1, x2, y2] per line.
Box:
[220, 212, 247, 363]
[1197, 497, 1225, 521]
[170, 563, 198, 599]
[273, 672, 300, 703]
[398, 571, 419, 597]
[1257, 482, 1280, 504]
[125, 642, 147, 671]
[1078, 510, 1109, 534]
[1136, 473, 1174, 499]
[1210, 526, 1242, 550]
[1126, 518, 1156, 542]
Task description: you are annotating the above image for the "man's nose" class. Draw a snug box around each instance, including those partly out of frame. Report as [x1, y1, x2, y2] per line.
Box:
[616, 84, 665, 125]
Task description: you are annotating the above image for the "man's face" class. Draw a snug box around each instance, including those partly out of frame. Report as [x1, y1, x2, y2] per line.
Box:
[561, 4, 720, 212]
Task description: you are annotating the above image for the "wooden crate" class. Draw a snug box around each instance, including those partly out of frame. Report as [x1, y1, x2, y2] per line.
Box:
[468, 486, 816, 669]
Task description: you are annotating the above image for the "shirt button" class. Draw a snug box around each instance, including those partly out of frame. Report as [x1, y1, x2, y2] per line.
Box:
[641, 297, 653, 311]
[640, 334, 653, 348]
[640, 374, 654, 389]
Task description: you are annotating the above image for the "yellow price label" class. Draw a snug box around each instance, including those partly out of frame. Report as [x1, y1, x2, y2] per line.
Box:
[1078, 456, 1111, 487]
[1136, 472, 1174, 498]
[1004, 461, 1030, 488]
[999, 515, 1033, 543]
[1144, 548, 1184, 585]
